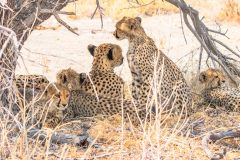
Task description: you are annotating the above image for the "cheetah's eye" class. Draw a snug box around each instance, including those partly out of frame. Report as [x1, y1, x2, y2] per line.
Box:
[107, 49, 113, 60]
[130, 25, 134, 30]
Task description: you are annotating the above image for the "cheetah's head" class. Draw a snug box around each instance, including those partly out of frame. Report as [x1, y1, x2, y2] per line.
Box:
[41, 83, 70, 112]
[113, 16, 145, 40]
[88, 43, 124, 71]
[57, 68, 86, 91]
[199, 68, 226, 89]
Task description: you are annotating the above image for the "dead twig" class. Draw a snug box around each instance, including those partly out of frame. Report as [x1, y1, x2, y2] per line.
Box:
[208, 28, 229, 39]
[39, 9, 79, 35]
[91, 0, 104, 29]
[202, 129, 240, 160]
[198, 45, 203, 75]
[123, 0, 155, 9]
[52, 12, 78, 35]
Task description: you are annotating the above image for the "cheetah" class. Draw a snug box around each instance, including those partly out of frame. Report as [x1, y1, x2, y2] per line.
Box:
[56, 71, 151, 125]
[57, 43, 125, 98]
[15, 75, 70, 128]
[15, 74, 50, 102]
[65, 90, 152, 125]
[32, 83, 70, 128]
[113, 16, 192, 114]
[199, 68, 240, 111]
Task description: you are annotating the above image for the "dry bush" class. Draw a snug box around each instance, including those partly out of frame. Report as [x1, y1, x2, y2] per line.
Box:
[65, 0, 213, 20]
[65, 0, 178, 20]
[218, 0, 240, 23]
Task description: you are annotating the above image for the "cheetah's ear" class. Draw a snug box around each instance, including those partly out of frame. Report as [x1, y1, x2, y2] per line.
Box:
[199, 72, 207, 83]
[135, 17, 142, 24]
[107, 48, 114, 60]
[88, 44, 97, 56]
[79, 73, 87, 84]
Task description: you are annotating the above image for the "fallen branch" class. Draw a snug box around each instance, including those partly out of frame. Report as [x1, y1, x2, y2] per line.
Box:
[28, 128, 93, 146]
[202, 129, 240, 160]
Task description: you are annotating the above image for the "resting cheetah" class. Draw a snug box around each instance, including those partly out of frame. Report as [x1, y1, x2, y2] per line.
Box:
[57, 43, 125, 98]
[65, 90, 151, 125]
[113, 17, 192, 114]
[33, 83, 70, 128]
[15, 74, 50, 102]
[199, 68, 240, 111]
[15, 75, 70, 128]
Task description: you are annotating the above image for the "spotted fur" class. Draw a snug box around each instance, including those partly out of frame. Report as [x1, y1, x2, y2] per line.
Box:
[15, 75, 70, 128]
[199, 68, 240, 111]
[113, 17, 192, 114]
[56, 43, 125, 98]
[65, 90, 151, 125]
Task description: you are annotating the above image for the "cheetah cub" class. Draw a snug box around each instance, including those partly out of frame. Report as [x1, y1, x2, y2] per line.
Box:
[199, 68, 240, 111]
[15, 75, 70, 128]
[57, 43, 125, 98]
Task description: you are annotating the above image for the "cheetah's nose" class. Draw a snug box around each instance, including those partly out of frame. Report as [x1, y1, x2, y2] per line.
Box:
[62, 104, 68, 107]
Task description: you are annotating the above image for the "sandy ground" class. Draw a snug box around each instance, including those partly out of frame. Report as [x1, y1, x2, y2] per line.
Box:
[17, 13, 240, 88]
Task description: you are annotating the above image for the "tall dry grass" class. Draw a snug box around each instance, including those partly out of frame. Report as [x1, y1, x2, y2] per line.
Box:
[1, 61, 240, 159]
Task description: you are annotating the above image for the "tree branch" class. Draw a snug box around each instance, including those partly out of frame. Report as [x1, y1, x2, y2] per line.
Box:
[91, 0, 104, 29]
[165, 0, 240, 87]
[202, 129, 240, 160]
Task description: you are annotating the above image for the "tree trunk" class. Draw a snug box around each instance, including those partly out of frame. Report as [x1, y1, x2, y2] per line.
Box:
[0, 0, 70, 110]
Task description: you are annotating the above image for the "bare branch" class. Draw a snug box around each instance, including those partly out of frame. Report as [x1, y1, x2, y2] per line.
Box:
[179, 9, 187, 44]
[208, 28, 229, 39]
[91, 0, 104, 29]
[165, 0, 240, 87]
[198, 45, 203, 74]
[202, 129, 240, 160]
[123, 0, 155, 9]
[28, 128, 93, 146]
[53, 11, 79, 35]
[212, 38, 240, 59]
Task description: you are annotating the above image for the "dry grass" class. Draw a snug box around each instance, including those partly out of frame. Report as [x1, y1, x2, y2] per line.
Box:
[3, 111, 239, 159]
[1, 71, 240, 159]
[217, 0, 240, 23]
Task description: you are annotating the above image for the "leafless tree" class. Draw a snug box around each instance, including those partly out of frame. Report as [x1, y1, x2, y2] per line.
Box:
[0, 0, 76, 110]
